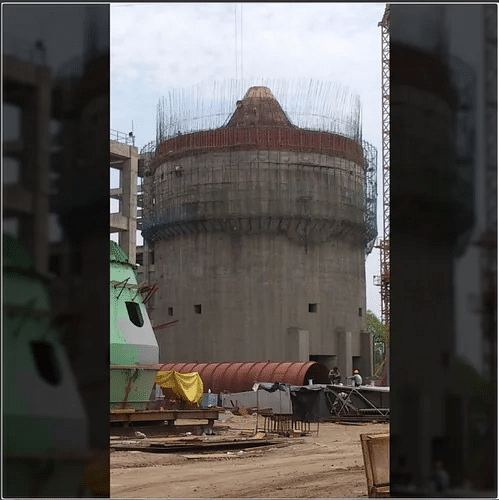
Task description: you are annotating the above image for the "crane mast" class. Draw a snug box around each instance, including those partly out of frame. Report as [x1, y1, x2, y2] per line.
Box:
[376, 4, 390, 352]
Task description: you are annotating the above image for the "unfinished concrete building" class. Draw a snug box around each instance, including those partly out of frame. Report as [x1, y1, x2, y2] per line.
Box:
[390, 5, 490, 492]
[3, 55, 51, 274]
[110, 132, 138, 264]
[141, 82, 377, 379]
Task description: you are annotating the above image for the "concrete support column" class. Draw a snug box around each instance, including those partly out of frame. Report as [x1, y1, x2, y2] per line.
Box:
[338, 330, 353, 384]
[120, 154, 137, 262]
[360, 331, 374, 379]
[32, 66, 51, 274]
[286, 327, 309, 361]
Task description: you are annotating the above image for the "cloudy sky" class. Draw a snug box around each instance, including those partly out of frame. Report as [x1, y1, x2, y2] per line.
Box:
[111, 2, 386, 318]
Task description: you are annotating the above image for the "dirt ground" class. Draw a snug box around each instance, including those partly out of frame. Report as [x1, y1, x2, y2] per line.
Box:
[110, 412, 388, 498]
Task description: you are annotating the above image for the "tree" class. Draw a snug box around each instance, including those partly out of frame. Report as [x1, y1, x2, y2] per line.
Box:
[366, 310, 387, 376]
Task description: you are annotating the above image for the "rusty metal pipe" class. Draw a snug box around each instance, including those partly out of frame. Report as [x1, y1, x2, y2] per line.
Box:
[158, 361, 329, 394]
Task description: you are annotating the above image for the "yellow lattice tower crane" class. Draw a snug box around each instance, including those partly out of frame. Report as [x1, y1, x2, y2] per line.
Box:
[374, 4, 390, 382]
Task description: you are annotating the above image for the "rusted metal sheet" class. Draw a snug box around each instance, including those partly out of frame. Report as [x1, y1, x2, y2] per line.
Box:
[247, 362, 268, 386]
[110, 365, 160, 410]
[158, 361, 329, 394]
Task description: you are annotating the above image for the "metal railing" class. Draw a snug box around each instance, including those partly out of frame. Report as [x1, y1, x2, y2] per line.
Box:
[4, 37, 47, 66]
[110, 129, 135, 146]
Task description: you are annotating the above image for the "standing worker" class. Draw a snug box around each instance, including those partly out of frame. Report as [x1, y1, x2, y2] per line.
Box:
[328, 366, 342, 385]
[347, 369, 362, 387]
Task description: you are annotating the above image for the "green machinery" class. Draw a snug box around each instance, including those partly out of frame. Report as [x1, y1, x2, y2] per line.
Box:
[3, 234, 89, 497]
[110, 241, 159, 409]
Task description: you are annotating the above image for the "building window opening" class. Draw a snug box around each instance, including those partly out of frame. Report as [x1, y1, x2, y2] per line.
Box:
[150, 251, 155, 265]
[309, 303, 317, 313]
[168, 307, 173, 316]
[194, 304, 202, 314]
[126, 301, 144, 327]
[3, 156, 21, 185]
[4, 216, 20, 238]
[359, 307, 362, 317]
[31, 341, 62, 386]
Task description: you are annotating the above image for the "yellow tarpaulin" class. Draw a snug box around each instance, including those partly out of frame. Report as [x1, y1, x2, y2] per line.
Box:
[154, 371, 204, 404]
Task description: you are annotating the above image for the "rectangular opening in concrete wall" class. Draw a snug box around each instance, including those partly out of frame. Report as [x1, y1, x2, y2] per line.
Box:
[194, 304, 202, 314]
[150, 251, 155, 265]
[310, 355, 336, 369]
[49, 213, 63, 243]
[3, 156, 21, 185]
[110, 167, 121, 213]
[309, 303, 318, 313]
[135, 252, 143, 266]
[110, 198, 120, 213]
[352, 356, 361, 373]
[168, 307, 173, 316]
[359, 307, 363, 317]
[136, 229, 143, 246]
[110, 167, 120, 189]
[3, 103, 21, 142]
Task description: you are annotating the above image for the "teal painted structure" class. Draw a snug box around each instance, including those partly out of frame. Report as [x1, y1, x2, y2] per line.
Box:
[110, 241, 159, 409]
[3, 234, 88, 497]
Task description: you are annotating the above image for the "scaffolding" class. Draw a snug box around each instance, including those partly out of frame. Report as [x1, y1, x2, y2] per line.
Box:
[142, 144, 376, 250]
[156, 78, 363, 143]
[138, 140, 156, 233]
[363, 141, 378, 254]
[376, 4, 391, 342]
[479, 4, 497, 382]
[142, 80, 377, 253]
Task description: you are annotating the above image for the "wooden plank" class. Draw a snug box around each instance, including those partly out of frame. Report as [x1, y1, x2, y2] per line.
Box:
[110, 409, 221, 423]
[360, 433, 390, 498]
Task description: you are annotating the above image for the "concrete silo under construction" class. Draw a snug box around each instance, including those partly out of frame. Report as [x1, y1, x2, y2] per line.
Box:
[141, 81, 377, 379]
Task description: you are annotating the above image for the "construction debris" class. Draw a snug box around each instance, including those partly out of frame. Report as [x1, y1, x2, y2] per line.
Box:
[111, 437, 302, 454]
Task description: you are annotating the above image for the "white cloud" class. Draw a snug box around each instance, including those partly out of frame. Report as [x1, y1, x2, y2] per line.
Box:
[111, 2, 385, 315]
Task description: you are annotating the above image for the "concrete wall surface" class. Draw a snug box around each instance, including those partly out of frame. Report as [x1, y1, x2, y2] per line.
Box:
[153, 231, 367, 374]
[147, 147, 369, 377]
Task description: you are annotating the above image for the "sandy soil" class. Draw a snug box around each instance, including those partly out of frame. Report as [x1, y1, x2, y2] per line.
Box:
[110, 412, 389, 498]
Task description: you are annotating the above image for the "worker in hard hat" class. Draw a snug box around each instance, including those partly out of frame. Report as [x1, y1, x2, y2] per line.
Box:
[328, 366, 341, 385]
[347, 369, 362, 387]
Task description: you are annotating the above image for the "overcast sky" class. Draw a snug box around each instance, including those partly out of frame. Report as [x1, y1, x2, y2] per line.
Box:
[110, 2, 386, 318]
